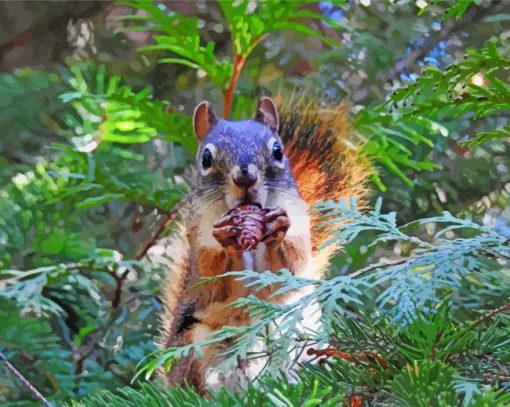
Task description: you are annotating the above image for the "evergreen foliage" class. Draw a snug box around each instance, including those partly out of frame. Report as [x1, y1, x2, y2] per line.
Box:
[1, 1, 510, 406]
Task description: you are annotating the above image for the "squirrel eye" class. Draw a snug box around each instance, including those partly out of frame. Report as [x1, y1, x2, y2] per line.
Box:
[201, 148, 213, 169]
[272, 142, 283, 161]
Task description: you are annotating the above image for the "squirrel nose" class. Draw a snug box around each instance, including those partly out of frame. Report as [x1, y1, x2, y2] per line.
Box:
[234, 165, 257, 189]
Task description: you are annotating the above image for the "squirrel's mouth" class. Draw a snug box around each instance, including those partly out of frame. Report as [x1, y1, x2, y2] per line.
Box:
[227, 174, 266, 209]
[240, 198, 262, 208]
[226, 187, 264, 209]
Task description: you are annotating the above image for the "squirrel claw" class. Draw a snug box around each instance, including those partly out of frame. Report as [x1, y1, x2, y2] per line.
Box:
[262, 207, 287, 223]
[212, 225, 243, 252]
[262, 208, 290, 244]
[213, 213, 243, 228]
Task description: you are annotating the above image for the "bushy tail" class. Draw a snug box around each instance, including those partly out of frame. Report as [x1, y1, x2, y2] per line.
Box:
[275, 95, 371, 252]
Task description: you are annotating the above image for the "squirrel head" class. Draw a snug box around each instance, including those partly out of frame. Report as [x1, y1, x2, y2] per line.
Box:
[192, 97, 297, 208]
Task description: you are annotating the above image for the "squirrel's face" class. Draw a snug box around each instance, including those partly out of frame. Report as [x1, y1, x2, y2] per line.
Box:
[193, 97, 294, 208]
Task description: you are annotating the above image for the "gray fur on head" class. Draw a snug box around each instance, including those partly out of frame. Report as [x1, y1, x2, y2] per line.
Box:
[192, 97, 298, 202]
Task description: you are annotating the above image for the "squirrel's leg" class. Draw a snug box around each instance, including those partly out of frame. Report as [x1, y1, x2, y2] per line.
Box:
[186, 233, 251, 388]
[175, 277, 251, 392]
[165, 317, 234, 394]
[185, 307, 255, 392]
[180, 219, 260, 390]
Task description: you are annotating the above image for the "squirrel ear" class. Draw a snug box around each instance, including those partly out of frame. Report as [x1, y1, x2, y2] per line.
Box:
[254, 96, 279, 132]
[193, 101, 218, 142]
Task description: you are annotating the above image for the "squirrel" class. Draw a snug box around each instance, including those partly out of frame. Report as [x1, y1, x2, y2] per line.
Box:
[144, 95, 369, 393]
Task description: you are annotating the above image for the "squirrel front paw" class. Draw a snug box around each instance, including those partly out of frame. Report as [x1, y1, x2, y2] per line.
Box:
[212, 214, 244, 252]
[212, 205, 266, 252]
[212, 205, 289, 251]
[262, 207, 290, 245]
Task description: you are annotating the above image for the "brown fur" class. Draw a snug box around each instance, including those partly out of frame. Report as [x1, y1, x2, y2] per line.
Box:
[148, 97, 370, 390]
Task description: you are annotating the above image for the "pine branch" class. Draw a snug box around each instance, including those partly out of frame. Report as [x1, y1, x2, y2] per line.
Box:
[139, 198, 510, 385]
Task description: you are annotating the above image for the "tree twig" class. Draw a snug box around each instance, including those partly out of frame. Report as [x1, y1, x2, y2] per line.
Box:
[222, 34, 264, 118]
[223, 54, 246, 119]
[470, 302, 510, 332]
[135, 190, 195, 261]
[110, 269, 130, 309]
[73, 309, 122, 392]
[0, 352, 52, 407]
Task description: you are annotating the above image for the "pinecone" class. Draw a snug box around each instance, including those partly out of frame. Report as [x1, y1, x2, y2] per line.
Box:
[236, 204, 268, 250]
[219, 204, 268, 251]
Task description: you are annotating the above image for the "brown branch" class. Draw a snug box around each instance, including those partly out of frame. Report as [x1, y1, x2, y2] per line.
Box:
[0, 1, 110, 68]
[446, 301, 510, 358]
[110, 269, 130, 309]
[136, 211, 179, 261]
[223, 54, 246, 119]
[135, 191, 195, 261]
[307, 347, 388, 371]
[469, 302, 510, 332]
[222, 34, 265, 118]
[112, 214, 187, 307]
[0, 26, 34, 61]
